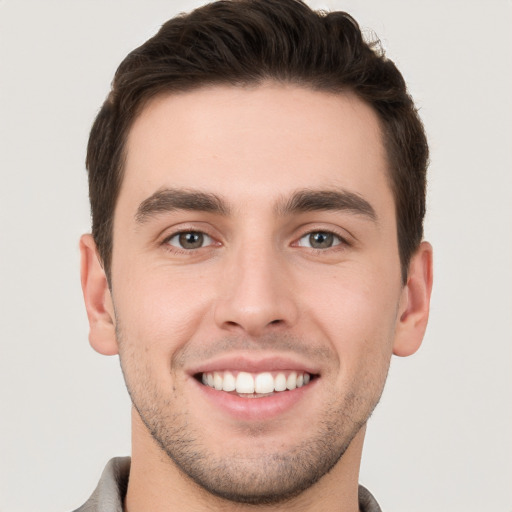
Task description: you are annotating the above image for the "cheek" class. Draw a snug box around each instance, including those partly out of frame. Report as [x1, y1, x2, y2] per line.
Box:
[300, 266, 401, 367]
[112, 263, 217, 365]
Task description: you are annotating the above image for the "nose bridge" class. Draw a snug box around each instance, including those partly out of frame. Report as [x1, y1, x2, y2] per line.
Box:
[214, 234, 298, 335]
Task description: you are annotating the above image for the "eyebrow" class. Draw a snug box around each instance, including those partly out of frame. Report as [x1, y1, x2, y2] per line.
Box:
[276, 189, 377, 221]
[135, 187, 377, 223]
[135, 188, 230, 223]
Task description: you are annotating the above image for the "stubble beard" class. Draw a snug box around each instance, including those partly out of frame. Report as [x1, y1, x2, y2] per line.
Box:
[117, 327, 390, 505]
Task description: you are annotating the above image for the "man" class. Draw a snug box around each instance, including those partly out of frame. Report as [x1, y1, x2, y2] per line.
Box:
[77, 0, 433, 510]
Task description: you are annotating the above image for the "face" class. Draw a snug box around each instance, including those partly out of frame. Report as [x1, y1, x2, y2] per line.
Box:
[90, 84, 420, 504]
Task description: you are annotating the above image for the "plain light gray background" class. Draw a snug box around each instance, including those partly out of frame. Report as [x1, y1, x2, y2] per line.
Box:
[1, 1, 511, 511]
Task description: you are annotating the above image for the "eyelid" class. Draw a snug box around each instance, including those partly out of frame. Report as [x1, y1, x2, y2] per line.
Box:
[160, 225, 221, 254]
[166, 231, 214, 249]
[292, 225, 353, 248]
[296, 232, 341, 248]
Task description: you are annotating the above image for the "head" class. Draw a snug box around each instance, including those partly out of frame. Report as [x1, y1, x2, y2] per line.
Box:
[86, 0, 428, 285]
[81, 0, 432, 507]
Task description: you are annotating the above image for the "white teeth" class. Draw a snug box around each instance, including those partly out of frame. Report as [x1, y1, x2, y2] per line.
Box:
[255, 372, 274, 394]
[222, 371, 236, 392]
[236, 372, 255, 393]
[200, 369, 312, 395]
[274, 372, 287, 392]
[286, 372, 297, 390]
[213, 371, 223, 391]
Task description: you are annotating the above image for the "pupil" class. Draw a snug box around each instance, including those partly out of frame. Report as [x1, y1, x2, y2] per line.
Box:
[179, 232, 203, 249]
[310, 232, 333, 248]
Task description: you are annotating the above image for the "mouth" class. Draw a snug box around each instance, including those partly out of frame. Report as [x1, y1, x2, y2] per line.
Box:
[195, 370, 316, 398]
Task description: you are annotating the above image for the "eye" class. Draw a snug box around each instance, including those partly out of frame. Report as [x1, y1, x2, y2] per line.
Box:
[296, 231, 343, 249]
[166, 231, 213, 250]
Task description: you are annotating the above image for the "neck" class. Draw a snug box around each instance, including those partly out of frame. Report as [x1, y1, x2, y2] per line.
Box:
[125, 408, 365, 512]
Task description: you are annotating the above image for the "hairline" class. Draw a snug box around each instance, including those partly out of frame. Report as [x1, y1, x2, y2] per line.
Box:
[103, 80, 409, 283]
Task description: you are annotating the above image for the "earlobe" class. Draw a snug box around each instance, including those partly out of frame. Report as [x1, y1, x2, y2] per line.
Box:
[393, 241, 433, 357]
[79, 234, 118, 356]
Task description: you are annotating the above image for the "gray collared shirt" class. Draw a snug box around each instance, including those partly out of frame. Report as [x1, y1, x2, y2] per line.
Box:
[73, 457, 382, 512]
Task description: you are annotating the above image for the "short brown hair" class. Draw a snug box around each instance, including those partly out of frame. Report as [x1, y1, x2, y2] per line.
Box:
[86, 0, 428, 283]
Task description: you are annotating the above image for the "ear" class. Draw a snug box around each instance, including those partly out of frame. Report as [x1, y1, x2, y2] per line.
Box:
[393, 241, 433, 357]
[80, 234, 118, 355]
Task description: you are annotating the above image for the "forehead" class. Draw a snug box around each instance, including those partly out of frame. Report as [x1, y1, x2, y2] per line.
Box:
[119, 83, 392, 217]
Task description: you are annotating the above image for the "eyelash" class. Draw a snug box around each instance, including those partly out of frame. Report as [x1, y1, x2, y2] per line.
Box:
[161, 228, 350, 254]
[295, 230, 349, 250]
[162, 230, 217, 253]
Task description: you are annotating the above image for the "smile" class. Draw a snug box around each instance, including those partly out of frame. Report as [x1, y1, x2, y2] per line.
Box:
[199, 370, 313, 396]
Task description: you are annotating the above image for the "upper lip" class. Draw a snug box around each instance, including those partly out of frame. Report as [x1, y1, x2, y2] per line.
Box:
[187, 354, 321, 376]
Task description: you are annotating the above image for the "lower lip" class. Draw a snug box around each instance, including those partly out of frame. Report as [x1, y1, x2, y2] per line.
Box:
[192, 377, 318, 422]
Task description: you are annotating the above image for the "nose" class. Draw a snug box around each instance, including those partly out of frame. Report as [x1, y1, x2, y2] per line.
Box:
[214, 243, 299, 337]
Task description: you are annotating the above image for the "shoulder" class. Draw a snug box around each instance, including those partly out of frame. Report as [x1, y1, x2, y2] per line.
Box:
[72, 457, 131, 512]
[358, 484, 382, 512]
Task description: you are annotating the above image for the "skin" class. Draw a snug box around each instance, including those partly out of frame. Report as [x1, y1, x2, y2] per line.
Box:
[81, 83, 433, 511]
